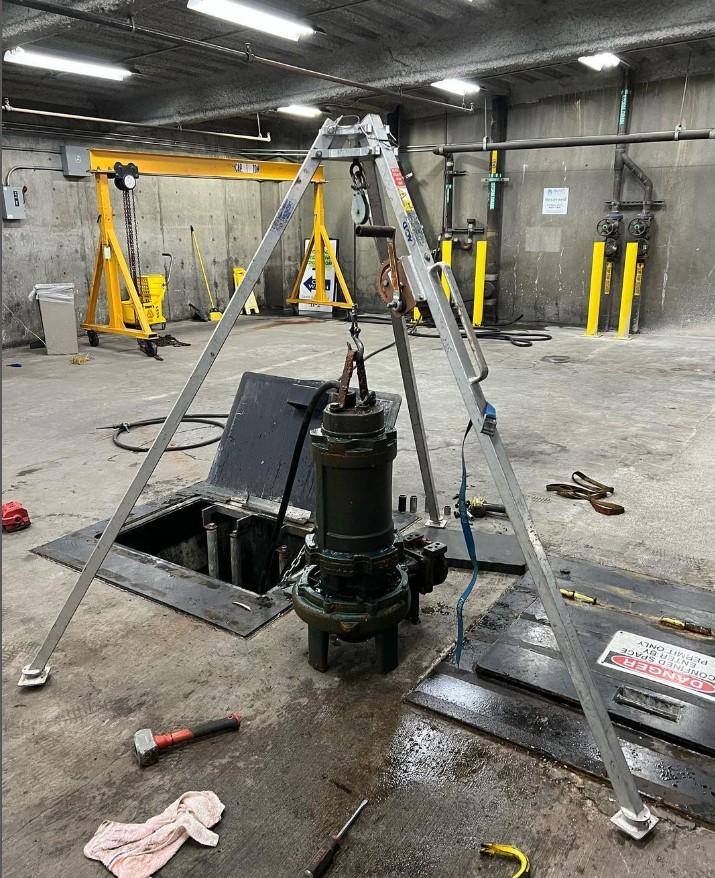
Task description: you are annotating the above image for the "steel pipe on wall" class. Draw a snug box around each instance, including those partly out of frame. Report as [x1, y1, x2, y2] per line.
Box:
[429, 128, 714, 155]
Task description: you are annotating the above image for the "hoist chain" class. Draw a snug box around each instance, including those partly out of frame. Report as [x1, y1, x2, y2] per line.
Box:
[122, 189, 143, 294]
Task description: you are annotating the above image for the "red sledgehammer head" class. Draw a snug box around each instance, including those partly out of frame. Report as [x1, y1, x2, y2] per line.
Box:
[133, 712, 241, 767]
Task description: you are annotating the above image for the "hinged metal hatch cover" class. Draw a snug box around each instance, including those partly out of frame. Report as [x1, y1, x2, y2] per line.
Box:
[205, 372, 401, 515]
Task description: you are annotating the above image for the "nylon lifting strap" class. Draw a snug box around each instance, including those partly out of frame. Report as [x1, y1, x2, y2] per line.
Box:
[455, 420, 479, 667]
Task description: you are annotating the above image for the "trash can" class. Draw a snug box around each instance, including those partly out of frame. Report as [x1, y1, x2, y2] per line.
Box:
[31, 284, 78, 355]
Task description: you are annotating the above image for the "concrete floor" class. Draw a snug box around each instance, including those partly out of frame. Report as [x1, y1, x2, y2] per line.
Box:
[2, 317, 714, 877]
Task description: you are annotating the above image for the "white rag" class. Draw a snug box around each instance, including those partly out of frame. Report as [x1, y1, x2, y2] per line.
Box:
[84, 790, 224, 878]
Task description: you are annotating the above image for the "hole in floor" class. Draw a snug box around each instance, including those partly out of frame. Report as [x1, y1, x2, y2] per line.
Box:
[114, 498, 304, 594]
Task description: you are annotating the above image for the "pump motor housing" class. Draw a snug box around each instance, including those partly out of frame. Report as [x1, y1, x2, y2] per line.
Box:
[292, 390, 447, 673]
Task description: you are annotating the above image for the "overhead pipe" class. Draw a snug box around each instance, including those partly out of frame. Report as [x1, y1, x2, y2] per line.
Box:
[428, 127, 714, 154]
[610, 67, 631, 211]
[2, 120, 311, 156]
[2, 0, 149, 44]
[622, 153, 654, 211]
[2, 100, 272, 142]
[4, 0, 474, 116]
[610, 67, 655, 213]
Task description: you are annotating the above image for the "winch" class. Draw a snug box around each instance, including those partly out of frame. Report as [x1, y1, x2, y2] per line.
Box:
[292, 316, 447, 673]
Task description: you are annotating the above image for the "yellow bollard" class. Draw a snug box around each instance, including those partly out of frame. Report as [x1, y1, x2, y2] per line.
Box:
[617, 242, 639, 338]
[585, 241, 605, 337]
[472, 240, 488, 327]
[440, 238, 453, 300]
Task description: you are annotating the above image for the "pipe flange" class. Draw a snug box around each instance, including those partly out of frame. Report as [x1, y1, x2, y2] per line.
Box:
[305, 533, 400, 576]
[292, 564, 410, 640]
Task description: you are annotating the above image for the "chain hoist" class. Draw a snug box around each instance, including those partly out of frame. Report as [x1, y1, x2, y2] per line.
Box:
[113, 162, 143, 293]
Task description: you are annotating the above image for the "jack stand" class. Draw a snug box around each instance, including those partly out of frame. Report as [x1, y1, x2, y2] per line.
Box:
[21, 114, 656, 840]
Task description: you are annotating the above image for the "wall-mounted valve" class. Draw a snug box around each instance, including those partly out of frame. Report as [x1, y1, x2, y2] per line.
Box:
[597, 214, 622, 258]
[628, 214, 653, 238]
[628, 214, 653, 260]
[443, 217, 485, 251]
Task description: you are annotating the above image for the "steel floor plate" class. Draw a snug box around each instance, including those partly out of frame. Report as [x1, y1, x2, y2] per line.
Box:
[33, 489, 423, 638]
[33, 491, 293, 638]
[409, 557, 715, 823]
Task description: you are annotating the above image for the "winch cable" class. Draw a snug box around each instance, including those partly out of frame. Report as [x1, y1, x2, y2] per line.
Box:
[102, 414, 229, 452]
[455, 421, 480, 668]
[260, 379, 340, 591]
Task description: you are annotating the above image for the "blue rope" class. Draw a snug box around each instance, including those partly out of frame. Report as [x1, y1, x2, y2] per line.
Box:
[455, 421, 479, 668]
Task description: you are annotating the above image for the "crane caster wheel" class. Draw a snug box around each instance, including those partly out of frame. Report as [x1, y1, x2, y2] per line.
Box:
[87, 330, 100, 347]
[138, 339, 157, 358]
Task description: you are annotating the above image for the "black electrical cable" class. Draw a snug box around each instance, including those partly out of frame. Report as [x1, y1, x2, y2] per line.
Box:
[410, 327, 553, 347]
[260, 380, 340, 591]
[106, 414, 229, 452]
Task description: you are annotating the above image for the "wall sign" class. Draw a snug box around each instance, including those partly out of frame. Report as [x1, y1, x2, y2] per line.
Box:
[597, 630, 715, 700]
[542, 187, 569, 215]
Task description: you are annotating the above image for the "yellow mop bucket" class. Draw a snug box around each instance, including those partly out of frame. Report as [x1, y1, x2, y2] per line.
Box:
[122, 274, 167, 329]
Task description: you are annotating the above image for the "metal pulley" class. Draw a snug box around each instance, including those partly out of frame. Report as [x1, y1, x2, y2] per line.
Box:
[376, 258, 415, 312]
[349, 160, 370, 226]
[351, 189, 370, 225]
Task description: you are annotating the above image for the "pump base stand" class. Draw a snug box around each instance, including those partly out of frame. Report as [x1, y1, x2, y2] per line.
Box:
[306, 624, 400, 674]
[308, 627, 330, 672]
[374, 626, 399, 674]
[294, 565, 411, 674]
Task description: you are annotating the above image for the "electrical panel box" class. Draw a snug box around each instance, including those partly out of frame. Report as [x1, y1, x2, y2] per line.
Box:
[60, 145, 90, 177]
[2, 186, 25, 220]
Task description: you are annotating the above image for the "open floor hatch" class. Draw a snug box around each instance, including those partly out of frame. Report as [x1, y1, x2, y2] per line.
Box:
[33, 372, 403, 637]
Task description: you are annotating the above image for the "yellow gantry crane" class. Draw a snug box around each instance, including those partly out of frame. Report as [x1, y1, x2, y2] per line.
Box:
[82, 149, 352, 356]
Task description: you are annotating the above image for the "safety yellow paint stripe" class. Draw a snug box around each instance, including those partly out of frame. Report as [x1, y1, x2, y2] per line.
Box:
[585, 241, 605, 336]
[441, 238, 453, 299]
[473, 240, 487, 327]
[618, 242, 639, 338]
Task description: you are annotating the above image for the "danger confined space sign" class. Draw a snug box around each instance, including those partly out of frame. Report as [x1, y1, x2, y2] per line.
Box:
[597, 630, 715, 700]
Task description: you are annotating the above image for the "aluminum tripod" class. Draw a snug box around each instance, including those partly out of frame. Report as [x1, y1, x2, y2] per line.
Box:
[19, 114, 656, 840]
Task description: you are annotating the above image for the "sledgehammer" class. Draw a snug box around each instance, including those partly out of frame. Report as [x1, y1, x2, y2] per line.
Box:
[133, 712, 241, 767]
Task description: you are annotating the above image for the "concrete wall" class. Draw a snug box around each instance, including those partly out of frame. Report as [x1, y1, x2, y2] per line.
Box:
[3, 71, 713, 347]
[1, 133, 313, 348]
[396, 71, 715, 332]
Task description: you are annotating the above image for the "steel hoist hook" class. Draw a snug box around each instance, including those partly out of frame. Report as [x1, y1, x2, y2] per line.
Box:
[335, 307, 374, 410]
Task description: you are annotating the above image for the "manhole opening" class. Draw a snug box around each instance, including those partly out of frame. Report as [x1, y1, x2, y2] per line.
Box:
[115, 498, 304, 593]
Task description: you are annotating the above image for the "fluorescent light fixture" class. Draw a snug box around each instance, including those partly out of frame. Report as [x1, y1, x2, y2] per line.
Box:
[578, 52, 621, 71]
[187, 0, 313, 41]
[277, 104, 322, 118]
[431, 78, 480, 97]
[3, 46, 131, 81]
